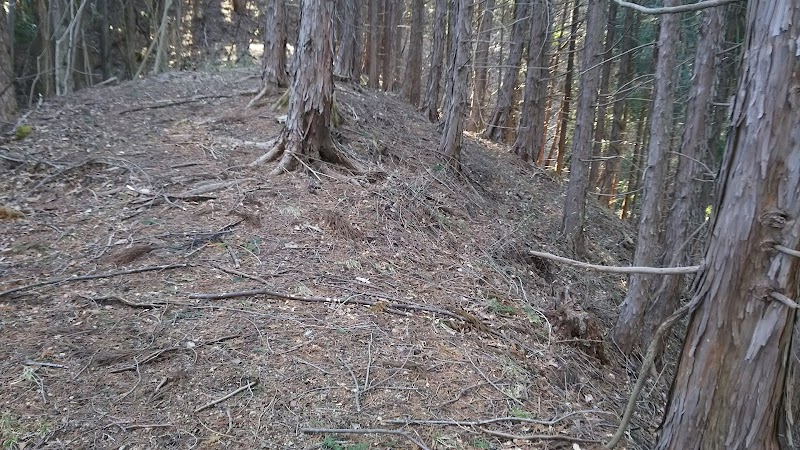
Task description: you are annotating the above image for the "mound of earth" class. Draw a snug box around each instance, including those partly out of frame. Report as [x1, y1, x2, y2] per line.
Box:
[1, 69, 663, 449]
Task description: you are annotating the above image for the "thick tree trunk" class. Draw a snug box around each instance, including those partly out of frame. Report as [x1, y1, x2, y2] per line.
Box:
[657, 3, 799, 447]
[640, 5, 725, 351]
[598, 7, 635, 207]
[561, 0, 606, 257]
[439, 0, 473, 171]
[613, 0, 681, 353]
[0, 4, 16, 124]
[482, 0, 528, 142]
[402, 0, 425, 106]
[588, 0, 617, 191]
[421, 0, 447, 122]
[465, 0, 495, 132]
[334, 0, 358, 82]
[264, 0, 351, 175]
[262, 0, 288, 88]
[511, 0, 550, 162]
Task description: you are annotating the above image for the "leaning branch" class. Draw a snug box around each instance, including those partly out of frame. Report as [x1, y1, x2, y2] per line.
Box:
[613, 0, 739, 15]
[603, 291, 706, 449]
[529, 250, 701, 274]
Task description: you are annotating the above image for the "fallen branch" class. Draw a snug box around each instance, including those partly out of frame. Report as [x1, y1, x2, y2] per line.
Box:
[119, 92, 258, 115]
[188, 288, 467, 321]
[301, 428, 430, 450]
[385, 410, 607, 427]
[195, 379, 258, 413]
[0, 264, 189, 298]
[24, 361, 69, 369]
[479, 427, 600, 444]
[529, 250, 701, 274]
[613, 0, 738, 15]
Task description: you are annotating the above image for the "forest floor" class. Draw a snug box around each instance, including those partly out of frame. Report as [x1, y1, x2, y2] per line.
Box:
[0, 69, 669, 450]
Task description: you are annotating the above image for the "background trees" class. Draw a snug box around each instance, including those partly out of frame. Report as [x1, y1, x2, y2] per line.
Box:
[3, 0, 795, 445]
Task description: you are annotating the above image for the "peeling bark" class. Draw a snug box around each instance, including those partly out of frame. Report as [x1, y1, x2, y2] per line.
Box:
[439, 0, 473, 171]
[657, 3, 799, 447]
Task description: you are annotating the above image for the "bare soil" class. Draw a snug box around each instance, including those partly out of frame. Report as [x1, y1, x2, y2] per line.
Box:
[0, 70, 666, 450]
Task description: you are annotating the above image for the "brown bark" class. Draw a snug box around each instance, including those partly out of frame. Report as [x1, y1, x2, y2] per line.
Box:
[588, 0, 617, 191]
[598, 7, 636, 207]
[657, 2, 799, 447]
[262, 0, 288, 88]
[613, 0, 681, 354]
[561, 0, 606, 257]
[380, 0, 396, 91]
[421, 0, 447, 122]
[511, 0, 551, 162]
[465, 0, 495, 132]
[366, 0, 380, 88]
[334, 0, 359, 82]
[640, 5, 725, 352]
[402, 0, 425, 106]
[439, 0, 473, 171]
[620, 110, 646, 220]
[482, 0, 528, 142]
[266, 0, 351, 176]
[0, 5, 16, 124]
[554, 0, 580, 175]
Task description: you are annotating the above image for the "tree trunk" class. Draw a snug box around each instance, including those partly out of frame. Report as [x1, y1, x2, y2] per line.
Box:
[439, 0, 473, 171]
[588, 0, 617, 192]
[598, 7, 636, 207]
[620, 109, 647, 221]
[554, 0, 580, 175]
[264, 0, 351, 176]
[0, 4, 16, 124]
[366, 0, 380, 88]
[352, 0, 364, 83]
[421, 0, 447, 122]
[657, 2, 799, 447]
[511, 0, 550, 162]
[402, 0, 425, 106]
[380, 0, 395, 91]
[465, 0, 495, 132]
[391, 0, 405, 91]
[334, 0, 358, 82]
[612, 0, 681, 354]
[482, 0, 528, 142]
[261, 0, 288, 88]
[640, 5, 725, 352]
[561, 0, 606, 257]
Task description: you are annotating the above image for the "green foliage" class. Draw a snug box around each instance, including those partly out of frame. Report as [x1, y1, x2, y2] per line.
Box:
[472, 438, 491, 449]
[0, 412, 50, 450]
[14, 125, 32, 140]
[488, 298, 516, 316]
[11, 4, 38, 52]
[321, 436, 368, 450]
[509, 407, 533, 418]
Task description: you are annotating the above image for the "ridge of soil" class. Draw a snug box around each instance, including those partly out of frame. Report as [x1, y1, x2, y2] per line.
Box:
[1, 69, 664, 449]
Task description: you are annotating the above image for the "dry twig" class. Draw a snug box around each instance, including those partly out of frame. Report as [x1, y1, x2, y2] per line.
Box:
[0, 264, 189, 298]
[195, 379, 259, 413]
[301, 428, 430, 450]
